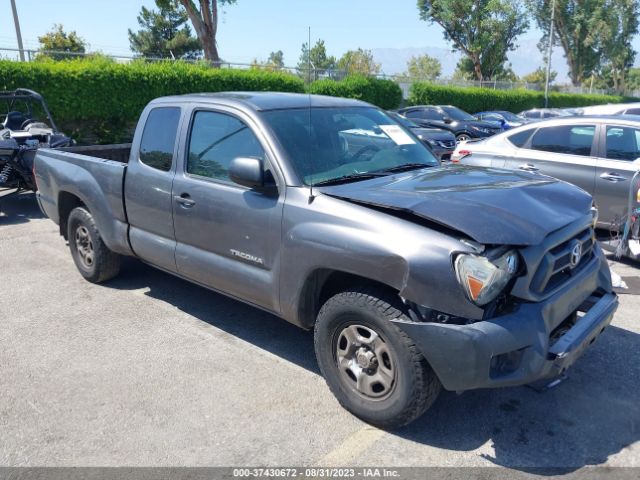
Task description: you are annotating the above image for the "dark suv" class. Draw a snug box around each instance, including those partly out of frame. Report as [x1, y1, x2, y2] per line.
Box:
[398, 105, 501, 143]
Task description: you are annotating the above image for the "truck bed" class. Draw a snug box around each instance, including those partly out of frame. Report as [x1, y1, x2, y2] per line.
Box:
[34, 145, 132, 256]
[57, 143, 132, 163]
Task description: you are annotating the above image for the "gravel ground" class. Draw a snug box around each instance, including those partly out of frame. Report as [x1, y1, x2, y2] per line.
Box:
[0, 191, 638, 472]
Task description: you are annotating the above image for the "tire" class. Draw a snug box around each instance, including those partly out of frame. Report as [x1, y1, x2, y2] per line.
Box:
[314, 287, 441, 429]
[67, 207, 121, 283]
[455, 133, 471, 144]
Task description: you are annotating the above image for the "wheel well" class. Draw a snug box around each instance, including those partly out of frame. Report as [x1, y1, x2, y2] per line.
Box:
[58, 192, 85, 239]
[297, 269, 400, 328]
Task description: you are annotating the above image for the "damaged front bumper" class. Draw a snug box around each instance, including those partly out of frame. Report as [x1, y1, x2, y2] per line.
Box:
[392, 246, 618, 392]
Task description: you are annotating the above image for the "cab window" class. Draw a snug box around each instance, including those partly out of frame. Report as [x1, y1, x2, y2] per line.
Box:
[186, 111, 265, 182]
[139, 107, 181, 171]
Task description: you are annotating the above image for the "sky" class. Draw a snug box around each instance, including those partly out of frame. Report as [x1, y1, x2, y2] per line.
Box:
[2, 0, 640, 79]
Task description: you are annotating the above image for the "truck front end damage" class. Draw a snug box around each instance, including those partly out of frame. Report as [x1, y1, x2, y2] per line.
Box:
[393, 216, 618, 392]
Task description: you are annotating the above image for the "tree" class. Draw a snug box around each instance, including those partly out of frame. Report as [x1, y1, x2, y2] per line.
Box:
[452, 57, 518, 81]
[250, 51, 285, 71]
[178, 0, 237, 65]
[522, 66, 557, 84]
[627, 67, 640, 92]
[297, 40, 336, 81]
[337, 48, 381, 76]
[526, 0, 611, 86]
[417, 0, 529, 81]
[37, 24, 86, 61]
[597, 0, 639, 93]
[266, 50, 285, 70]
[402, 54, 441, 80]
[128, 0, 201, 59]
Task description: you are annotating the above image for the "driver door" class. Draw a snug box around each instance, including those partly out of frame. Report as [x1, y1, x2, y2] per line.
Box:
[171, 107, 284, 312]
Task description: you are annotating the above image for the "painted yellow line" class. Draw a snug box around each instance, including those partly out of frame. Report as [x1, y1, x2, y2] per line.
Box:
[314, 426, 385, 466]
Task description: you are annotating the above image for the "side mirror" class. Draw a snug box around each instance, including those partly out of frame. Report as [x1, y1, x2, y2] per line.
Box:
[229, 157, 265, 189]
[442, 116, 453, 124]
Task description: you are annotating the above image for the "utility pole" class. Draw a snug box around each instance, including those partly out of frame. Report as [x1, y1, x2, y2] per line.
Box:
[10, 0, 25, 61]
[544, 0, 556, 108]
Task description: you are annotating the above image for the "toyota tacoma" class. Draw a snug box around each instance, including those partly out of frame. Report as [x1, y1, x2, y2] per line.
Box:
[34, 92, 618, 428]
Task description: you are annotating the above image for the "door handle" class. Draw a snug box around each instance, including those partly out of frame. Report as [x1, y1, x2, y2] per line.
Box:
[174, 193, 196, 208]
[599, 172, 627, 182]
[518, 163, 539, 172]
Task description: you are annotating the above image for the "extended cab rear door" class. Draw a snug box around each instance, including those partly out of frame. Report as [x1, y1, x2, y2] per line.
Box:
[505, 123, 598, 196]
[593, 124, 640, 227]
[171, 105, 284, 312]
[124, 105, 183, 272]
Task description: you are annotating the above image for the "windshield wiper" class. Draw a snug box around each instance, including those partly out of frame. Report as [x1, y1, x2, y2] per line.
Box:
[312, 172, 387, 186]
[376, 163, 434, 174]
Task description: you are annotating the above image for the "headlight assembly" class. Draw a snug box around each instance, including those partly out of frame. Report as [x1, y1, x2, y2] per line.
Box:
[454, 250, 518, 306]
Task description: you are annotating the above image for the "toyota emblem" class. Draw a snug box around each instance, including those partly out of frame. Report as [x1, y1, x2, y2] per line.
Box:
[570, 242, 583, 268]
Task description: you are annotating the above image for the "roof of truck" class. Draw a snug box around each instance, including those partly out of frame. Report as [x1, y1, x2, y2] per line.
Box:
[151, 91, 371, 111]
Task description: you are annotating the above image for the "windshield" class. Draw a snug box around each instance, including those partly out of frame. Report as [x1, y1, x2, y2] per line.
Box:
[388, 112, 419, 128]
[499, 111, 524, 122]
[263, 107, 439, 185]
[0, 96, 49, 129]
[440, 106, 476, 121]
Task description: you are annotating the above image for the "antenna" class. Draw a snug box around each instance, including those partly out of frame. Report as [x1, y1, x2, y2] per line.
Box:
[308, 25, 314, 202]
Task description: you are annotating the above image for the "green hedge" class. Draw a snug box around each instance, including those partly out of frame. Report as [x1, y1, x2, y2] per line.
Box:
[309, 75, 403, 110]
[408, 82, 633, 113]
[5, 58, 632, 144]
[0, 58, 305, 143]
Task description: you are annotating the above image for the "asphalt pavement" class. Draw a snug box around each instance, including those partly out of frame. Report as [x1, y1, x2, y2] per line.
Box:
[0, 191, 638, 472]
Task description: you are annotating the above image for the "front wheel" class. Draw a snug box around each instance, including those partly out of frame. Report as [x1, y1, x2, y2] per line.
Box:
[455, 133, 471, 144]
[314, 288, 441, 429]
[67, 207, 121, 283]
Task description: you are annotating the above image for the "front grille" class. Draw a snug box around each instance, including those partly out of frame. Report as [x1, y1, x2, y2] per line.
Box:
[530, 228, 595, 295]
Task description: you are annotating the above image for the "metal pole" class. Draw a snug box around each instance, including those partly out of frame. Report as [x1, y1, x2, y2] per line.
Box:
[10, 0, 25, 61]
[544, 0, 556, 108]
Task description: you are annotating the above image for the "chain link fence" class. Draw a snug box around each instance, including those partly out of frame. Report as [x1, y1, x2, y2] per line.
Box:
[2, 46, 639, 98]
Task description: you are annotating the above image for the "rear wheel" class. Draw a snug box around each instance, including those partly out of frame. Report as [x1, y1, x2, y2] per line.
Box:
[67, 207, 121, 283]
[314, 287, 441, 429]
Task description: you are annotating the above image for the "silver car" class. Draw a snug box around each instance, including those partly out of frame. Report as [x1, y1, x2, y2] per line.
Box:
[453, 115, 640, 229]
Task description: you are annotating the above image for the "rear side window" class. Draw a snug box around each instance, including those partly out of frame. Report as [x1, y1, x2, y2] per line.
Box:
[507, 129, 534, 147]
[530, 125, 595, 156]
[139, 107, 181, 171]
[405, 109, 441, 121]
[186, 111, 265, 182]
[605, 126, 640, 161]
[624, 108, 640, 115]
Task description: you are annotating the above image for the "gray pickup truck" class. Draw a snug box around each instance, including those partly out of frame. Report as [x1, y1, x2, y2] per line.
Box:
[34, 92, 618, 428]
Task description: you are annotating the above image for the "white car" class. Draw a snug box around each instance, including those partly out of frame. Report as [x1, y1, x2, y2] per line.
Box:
[578, 102, 640, 116]
[452, 115, 640, 229]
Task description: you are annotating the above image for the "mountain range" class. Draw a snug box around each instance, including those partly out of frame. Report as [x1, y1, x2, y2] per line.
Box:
[371, 38, 571, 83]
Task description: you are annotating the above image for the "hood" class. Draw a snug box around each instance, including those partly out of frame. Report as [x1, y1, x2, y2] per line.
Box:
[462, 119, 501, 130]
[411, 127, 456, 142]
[318, 165, 592, 246]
